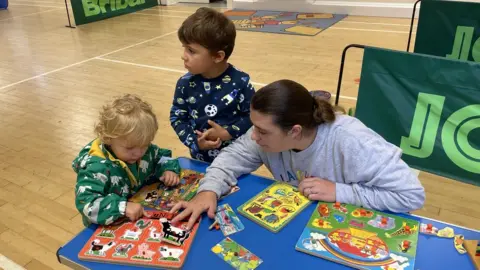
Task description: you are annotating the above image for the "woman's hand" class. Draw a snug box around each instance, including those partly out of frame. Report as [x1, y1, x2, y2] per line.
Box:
[298, 177, 336, 202]
[169, 191, 218, 230]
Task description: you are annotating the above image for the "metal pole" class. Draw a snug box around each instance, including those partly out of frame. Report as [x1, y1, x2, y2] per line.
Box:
[335, 44, 365, 106]
[64, 0, 75, 28]
[406, 0, 421, 52]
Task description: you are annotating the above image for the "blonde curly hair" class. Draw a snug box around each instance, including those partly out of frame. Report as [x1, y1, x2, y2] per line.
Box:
[94, 94, 158, 146]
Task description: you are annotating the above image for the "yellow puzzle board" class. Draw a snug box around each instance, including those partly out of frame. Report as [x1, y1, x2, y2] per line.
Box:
[237, 182, 311, 233]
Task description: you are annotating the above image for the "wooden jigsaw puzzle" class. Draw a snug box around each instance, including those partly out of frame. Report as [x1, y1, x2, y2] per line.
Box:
[129, 169, 204, 211]
[295, 202, 420, 270]
[215, 204, 245, 236]
[212, 237, 263, 269]
[237, 182, 311, 233]
[78, 210, 200, 269]
[130, 169, 239, 211]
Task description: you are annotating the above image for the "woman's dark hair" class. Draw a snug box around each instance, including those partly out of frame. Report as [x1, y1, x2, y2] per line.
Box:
[251, 79, 341, 131]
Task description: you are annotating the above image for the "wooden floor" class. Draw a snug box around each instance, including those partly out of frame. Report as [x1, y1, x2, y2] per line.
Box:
[0, 1, 479, 269]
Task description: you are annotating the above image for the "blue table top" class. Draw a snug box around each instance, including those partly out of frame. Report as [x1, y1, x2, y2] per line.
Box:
[58, 157, 480, 269]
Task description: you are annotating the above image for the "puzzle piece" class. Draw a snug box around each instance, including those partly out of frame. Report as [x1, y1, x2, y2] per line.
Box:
[212, 237, 263, 269]
[215, 204, 245, 236]
[454, 235, 467, 254]
[420, 223, 439, 235]
[437, 227, 454, 238]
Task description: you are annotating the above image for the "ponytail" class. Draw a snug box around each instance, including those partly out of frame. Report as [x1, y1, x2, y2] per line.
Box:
[312, 97, 345, 125]
[252, 79, 346, 132]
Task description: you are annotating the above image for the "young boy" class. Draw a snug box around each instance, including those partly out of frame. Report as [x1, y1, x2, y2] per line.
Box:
[73, 94, 181, 227]
[170, 7, 255, 163]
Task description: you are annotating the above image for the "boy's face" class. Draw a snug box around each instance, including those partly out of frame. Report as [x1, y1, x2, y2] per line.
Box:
[108, 137, 149, 164]
[181, 43, 223, 75]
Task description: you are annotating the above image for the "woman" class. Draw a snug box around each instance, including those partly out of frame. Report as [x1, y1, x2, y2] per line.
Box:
[171, 79, 425, 229]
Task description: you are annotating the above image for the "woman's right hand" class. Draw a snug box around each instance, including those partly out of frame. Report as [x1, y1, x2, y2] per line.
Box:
[170, 191, 218, 230]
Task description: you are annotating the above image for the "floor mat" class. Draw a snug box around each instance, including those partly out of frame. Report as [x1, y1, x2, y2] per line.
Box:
[224, 9, 347, 36]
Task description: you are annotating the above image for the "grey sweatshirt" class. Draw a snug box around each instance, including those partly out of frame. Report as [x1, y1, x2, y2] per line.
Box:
[197, 115, 425, 213]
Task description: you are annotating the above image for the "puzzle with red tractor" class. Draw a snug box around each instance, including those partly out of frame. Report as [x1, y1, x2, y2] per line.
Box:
[295, 202, 420, 270]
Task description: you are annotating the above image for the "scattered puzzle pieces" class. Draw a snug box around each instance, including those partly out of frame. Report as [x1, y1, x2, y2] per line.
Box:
[437, 227, 455, 238]
[420, 223, 439, 235]
[454, 234, 467, 254]
[212, 237, 263, 269]
[215, 204, 245, 236]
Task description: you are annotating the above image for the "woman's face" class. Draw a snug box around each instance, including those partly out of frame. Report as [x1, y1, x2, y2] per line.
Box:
[250, 109, 293, 152]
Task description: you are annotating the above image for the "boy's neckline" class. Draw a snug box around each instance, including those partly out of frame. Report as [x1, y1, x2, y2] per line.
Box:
[200, 63, 232, 80]
[104, 144, 139, 166]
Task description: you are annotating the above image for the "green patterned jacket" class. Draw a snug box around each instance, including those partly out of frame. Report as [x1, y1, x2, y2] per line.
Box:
[73, 138, 180, 227]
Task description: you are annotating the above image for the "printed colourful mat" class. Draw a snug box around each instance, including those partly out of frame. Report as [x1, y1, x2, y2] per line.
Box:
[224, 10, 347, 36]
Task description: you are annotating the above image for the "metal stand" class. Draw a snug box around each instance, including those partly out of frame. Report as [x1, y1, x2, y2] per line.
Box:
[334, 44, 365, 106]
[64, 0, 75, 28]
[406, 0, 421, 52]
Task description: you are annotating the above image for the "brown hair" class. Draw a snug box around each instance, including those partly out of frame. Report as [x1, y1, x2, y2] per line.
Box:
[94, 94, 158, 146]
[251, 80, 342, 132]
[178, 7, 236, 59]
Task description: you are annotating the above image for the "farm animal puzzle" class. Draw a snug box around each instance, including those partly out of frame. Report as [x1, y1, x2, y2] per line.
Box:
[237, 182, 311, 233]
[295, 202, 420, 270]
[78, 210, 200, 269]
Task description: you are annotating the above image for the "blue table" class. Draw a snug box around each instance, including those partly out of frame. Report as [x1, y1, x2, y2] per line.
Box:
[58, 157, 480, 269]
[0, 0, 7, 9]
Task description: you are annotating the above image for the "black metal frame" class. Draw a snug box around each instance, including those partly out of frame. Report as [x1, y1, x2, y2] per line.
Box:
[336, 0, 421, 106]
[64, 0, 75, 28]
[334, 44, 366, 106]
[406, 0, 421, 52]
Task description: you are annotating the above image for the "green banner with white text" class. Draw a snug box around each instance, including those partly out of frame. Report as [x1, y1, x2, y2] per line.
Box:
[355, 47, 480, 186]
[414, 0, 480, 62]
[71, 0, 158, 26]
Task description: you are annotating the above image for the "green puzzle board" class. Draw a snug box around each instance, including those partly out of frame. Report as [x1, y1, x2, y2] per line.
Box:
[295, 202, 419, 270]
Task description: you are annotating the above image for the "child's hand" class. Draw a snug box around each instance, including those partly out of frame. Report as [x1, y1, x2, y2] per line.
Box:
[204, 120, 232, 141]
[125, 202, 148, 221]
[160, 171, 180, 186]
[196, 130, 222, 150]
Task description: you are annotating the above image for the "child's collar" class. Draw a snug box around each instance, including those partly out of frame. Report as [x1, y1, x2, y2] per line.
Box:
[88, 138, 139, 187]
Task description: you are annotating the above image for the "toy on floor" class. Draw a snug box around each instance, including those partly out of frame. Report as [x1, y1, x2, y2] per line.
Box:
[212, 237, 263, 269]
[78, 210, 200, 269]
[237, 182, 311, 233]
[295, 202, 420, 270]
[130, 169, 239, 211]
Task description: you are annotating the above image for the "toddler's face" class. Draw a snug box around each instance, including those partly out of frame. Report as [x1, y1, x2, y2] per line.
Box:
[181, 43, 216, 75]
[109, 137, 149, 164]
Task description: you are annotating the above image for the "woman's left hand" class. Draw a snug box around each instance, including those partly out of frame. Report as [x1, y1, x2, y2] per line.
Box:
[298, 177, 336, 202]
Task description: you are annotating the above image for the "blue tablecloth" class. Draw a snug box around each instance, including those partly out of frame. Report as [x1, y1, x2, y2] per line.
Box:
[58, 157, 480, 269]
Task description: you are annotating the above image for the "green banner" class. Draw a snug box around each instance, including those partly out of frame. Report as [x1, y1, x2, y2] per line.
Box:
[71, 0, 158, 26]
[355, 47, 480, 186]
[414, 0, 480, 62]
